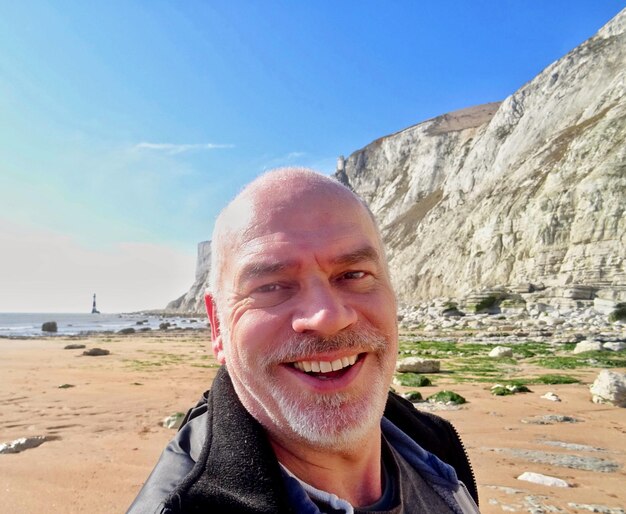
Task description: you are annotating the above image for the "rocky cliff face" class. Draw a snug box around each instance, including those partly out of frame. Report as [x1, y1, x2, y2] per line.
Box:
[336, 9, 625, 307]
[168, 9, 625, 313]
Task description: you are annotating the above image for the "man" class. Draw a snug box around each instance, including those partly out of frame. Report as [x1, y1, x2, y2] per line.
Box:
[129, 168, 479, 513]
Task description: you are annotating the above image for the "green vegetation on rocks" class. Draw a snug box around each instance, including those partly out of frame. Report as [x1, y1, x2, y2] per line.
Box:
[394, 374, 432, 387]
[403, 391, 423, 402]
[427, 390, 466, 405]
[609, 303, 626, 322]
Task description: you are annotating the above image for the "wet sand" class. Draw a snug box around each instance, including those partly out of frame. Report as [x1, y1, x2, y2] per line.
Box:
[0, 331, 624, 513]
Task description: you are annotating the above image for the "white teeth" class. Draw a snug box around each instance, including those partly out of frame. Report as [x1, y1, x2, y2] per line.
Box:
[292, 354, 360, 374]
[331, 359, 343, 371]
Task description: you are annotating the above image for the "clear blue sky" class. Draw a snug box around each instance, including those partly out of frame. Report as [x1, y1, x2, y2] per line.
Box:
[0, 1, 623, 312]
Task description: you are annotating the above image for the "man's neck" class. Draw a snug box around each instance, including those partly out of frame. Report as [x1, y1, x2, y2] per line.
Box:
[270, 430, 383, 507]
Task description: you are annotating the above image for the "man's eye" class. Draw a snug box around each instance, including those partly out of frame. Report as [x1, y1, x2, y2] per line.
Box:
[254, 283, 283, 293]
[341, 271, 366, 280]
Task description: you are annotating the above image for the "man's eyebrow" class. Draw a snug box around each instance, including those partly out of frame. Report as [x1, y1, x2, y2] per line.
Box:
[331, 246, 380, 266]
[238, 261, 295, 282]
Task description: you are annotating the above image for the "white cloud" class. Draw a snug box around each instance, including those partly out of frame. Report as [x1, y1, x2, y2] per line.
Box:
[259, 151, 308, 171]
[0, 219, 196, 313]
[135, 142, 235, 155]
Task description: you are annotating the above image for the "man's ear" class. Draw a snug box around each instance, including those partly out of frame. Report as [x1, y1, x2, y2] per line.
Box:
[205, 292, 226, 365]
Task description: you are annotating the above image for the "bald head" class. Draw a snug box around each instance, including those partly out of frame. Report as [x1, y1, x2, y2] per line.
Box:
[208, 167, 382, 303]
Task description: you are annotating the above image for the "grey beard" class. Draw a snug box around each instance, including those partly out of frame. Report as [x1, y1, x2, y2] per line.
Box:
[262, 325, 391, 449]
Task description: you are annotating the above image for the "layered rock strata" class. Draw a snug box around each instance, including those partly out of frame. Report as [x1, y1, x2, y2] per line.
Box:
[336, 9, 625, 306]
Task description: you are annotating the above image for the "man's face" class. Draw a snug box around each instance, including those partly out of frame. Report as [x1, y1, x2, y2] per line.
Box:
[215, 188, 398, 450]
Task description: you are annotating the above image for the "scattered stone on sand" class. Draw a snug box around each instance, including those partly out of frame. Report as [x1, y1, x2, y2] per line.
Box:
[590, 370, 626, 407]
[521, 414, 581, 425]
[567, 503, 625, 514]
[517, 471, 570, 487]
[401, 391, 423, 402]
[573, 340, 604, 354]
[427, 390, 466, 405]
[83, 348, 110, 356]
[489, 346, 513, 358]
[0, 436, 49, 454]
[41, 321, 58, 333]
[541, 440, 606, 452]
[541, 391, 561, 402]
[118, 327, 136, 335]
[162, 412, 185, 429]
[64, 343, 86, 350]
[58, 384, 75, 389]
[495, 448, 620, 472]
[395, 357, 440, 373]
[491, 384, 531, 396]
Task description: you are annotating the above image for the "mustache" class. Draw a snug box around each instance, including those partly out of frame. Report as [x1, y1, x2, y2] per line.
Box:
[259, 325, 389, 368]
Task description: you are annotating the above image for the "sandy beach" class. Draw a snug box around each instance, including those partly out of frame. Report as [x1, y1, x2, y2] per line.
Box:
[1, 330, 624, 513]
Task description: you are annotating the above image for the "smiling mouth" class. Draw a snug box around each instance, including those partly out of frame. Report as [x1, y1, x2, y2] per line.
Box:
[290, 353, 362, 379]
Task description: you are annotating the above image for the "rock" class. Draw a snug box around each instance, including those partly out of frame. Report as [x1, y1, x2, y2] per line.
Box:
[497, 448, 620, 472]
[491, 384, 531, 396]
[58, 383, 75, 389]
[517, 471, 570, 488]
[41, 321, 57, 333]
[567, 503, 626, 514]
[0, 436, 49, 454]
[522, 414, 581, 425]
[603, 342, 626, 352]
[427, 390, 466, 405]
[573, 340, 604, 354]
[159, 322, 171, 330]
[118, 327, 136, 335]
[395, 357, 440, 373]
[590, 370, 626, 407]
[488, 346, 513, 358]
[401, 391, 423, 402]
[541, 392, 561, 402]
[64, 344, 86, 350]
[162, 412, 185, 429]
[83, 348, 110, 356]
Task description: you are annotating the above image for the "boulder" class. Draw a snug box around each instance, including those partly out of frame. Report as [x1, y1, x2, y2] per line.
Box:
[83, 348, 110, 356]
[395, 357, 440, 373]
[41, 321, 57, 333]
[159, 322, 171, 330]
[488, 346, 513, 358]
[603, 342, 626, 352]
[572, 340, 604, 354]
[517, 471, 570, 488]
[590, 370, 626, 407]
[118, 327, 136, 335]
[0, 436, 49, 454]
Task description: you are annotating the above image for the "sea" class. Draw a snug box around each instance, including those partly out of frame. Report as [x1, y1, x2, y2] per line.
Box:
[0, 312, 208, 338]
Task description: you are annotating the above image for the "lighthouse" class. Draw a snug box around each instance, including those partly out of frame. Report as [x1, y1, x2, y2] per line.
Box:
[91, 294, 100, 314]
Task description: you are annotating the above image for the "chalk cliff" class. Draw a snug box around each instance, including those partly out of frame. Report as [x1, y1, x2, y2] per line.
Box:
[336, 8, 625, 305]
[166, 241, 211, 315]
[168, 9, 625, 312]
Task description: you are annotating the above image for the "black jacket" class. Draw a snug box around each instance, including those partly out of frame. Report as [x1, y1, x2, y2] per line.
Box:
[129, 367, 478, 513]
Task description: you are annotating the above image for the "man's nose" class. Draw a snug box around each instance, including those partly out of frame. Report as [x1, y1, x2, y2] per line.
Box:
[291, 281, 357, 336]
